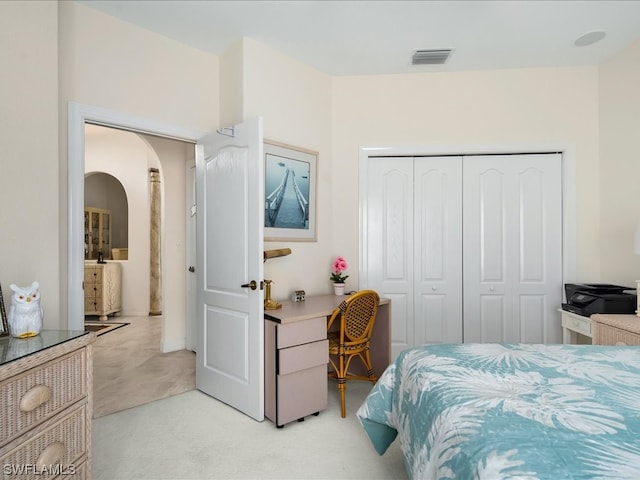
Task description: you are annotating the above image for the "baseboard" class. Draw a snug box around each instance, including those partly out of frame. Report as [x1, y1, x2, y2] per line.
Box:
[161, 337, 186, 353]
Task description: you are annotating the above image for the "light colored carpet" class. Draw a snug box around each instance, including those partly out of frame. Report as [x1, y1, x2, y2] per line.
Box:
[92, 316, 196, 418]
[93, 380, 407, 480]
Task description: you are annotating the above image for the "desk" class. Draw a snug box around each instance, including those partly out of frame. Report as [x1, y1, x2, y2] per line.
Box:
[264, 294, 391, 427]
[559, 309, 592, 345]
[265, 294, 391, 378]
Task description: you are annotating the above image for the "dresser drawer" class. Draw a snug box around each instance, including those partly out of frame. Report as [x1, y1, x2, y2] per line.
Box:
[83, 267, 98, 285]
[594, 324, 640, 346]
[1, 405, 87, 480]
[561, 313, 591, 337]
[277, 317, 326, 349]
[278, 339, 328, 375]
[0, 350, 87, 446]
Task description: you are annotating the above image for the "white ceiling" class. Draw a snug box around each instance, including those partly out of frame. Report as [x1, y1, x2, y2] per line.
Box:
[77, 0, 640, 76]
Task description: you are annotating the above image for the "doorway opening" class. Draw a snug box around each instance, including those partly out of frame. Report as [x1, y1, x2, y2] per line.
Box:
[68, 102, 201, 352]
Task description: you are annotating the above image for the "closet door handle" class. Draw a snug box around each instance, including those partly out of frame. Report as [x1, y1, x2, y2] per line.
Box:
[241, 280, 258, 290]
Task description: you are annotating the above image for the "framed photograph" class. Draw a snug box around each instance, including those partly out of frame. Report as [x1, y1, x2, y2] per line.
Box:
[264, 140, 317, 242]
[0, 283, 9, 337]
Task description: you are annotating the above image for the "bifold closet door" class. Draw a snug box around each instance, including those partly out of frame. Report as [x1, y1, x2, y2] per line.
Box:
[363, 156, 463, 359]
[362, 152, 563, 356]
[462, 154, 563, 343]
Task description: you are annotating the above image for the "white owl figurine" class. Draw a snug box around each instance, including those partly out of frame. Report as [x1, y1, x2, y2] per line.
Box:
[8, 281, 44, 338]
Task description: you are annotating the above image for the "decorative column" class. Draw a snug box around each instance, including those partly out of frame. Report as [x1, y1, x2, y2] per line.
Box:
[149, 168, 162, 315]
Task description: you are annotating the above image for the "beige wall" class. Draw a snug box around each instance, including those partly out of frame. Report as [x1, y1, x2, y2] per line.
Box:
[240, 38, 335, 301]
[332, 67, 601, 284]
[599, 38, 640, 287]
[0, 2, 60, 327]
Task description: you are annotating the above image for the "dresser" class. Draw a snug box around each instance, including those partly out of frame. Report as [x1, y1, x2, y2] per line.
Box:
[0, 330, 95, 479]
[592, 313, 640, 346]
[84, 262, 122, 320]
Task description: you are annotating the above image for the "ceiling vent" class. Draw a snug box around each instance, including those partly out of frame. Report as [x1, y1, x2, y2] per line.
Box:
[411, 49, 453, 65]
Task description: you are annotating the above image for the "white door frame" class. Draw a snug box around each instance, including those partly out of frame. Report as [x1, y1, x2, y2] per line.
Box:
[185, 160, 197, 352]
[67, 102, 206, 337]
[359, 142, 577, 291]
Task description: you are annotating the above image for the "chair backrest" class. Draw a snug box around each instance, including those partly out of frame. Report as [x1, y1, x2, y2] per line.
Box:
[337, 290, 379, 342]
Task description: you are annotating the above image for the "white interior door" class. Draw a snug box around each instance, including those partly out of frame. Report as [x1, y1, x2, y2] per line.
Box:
[195, 117, 265, 421]
[462, 153, 563, 343]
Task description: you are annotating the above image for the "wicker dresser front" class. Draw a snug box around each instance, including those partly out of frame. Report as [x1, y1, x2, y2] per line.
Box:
[592, 314, 640, 346]
[0, 332, 95, 479]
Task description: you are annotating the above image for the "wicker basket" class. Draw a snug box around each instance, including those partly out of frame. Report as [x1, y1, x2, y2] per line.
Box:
[592, 314, 640, 346]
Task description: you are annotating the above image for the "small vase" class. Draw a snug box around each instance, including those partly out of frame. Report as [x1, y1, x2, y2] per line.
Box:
[333, 283, 346, 296]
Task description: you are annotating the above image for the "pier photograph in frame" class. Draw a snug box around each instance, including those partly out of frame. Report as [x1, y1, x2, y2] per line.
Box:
[264, 140, 317, 242]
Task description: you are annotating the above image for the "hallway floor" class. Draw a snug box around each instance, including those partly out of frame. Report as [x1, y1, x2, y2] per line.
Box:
[91, 315, 195, 418]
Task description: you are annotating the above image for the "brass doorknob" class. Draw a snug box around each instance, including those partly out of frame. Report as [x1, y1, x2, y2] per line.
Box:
[241, 280, 258, 290]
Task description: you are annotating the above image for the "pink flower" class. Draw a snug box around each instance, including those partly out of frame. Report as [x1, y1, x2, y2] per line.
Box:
[333, 256, 348, 273]
[330, 256, 349, 283]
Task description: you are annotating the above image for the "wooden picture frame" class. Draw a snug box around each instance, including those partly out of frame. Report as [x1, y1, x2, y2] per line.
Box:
[0, 283, 9, 337]
[264, 140, 317, 242]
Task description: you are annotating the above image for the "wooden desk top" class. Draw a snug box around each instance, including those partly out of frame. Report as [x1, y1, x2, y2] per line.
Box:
[265, 294, 389, 324]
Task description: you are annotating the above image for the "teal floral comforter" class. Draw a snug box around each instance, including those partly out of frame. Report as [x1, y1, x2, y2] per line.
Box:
[356, 343, 640, 479]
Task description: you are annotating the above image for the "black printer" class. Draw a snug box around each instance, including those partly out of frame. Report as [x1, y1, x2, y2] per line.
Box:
[562, 283, 637, 316]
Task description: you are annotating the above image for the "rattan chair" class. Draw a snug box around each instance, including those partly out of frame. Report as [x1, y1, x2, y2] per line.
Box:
[327, 289, 380, 418]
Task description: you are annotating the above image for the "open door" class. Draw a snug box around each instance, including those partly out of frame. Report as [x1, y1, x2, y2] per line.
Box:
[195, 117, 265, 421]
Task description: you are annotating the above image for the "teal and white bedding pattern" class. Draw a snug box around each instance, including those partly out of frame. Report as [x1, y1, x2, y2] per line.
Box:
[357, 343, 640, 479]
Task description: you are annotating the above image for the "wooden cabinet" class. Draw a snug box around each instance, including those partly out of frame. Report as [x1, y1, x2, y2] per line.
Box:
[84, 262, 122, 320]
[84, 207, 111, 260]
[592, 314, 640, 346]
[264, 316, 328, 427]
[0, 331, 95, 479]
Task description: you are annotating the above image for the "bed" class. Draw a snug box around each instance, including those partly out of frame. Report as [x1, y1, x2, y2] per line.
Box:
[357, 343, 640, 479]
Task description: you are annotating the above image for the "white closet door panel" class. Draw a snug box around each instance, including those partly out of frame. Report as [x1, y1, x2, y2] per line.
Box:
[464, 154, 563, 344]
[478, 169, 506, 283]
[414, 157, 463, 344]
[479, 294, 506, 342]
[388, 293, 411, 357]
[520, 295, 545, 342]
[365, 157, 414, 358]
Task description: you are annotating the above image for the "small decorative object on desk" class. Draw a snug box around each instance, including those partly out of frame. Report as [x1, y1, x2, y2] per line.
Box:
[8, 281, 43, 338]
[330, 256, 349, 295]
[291, 290, 306, 302]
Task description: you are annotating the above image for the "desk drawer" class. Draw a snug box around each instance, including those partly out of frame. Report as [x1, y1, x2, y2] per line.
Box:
[279, 339, 328, 375]
[0, 350, 87, 446]
[277, 364, 327, 426]
[562, 314, 591, 337]
[277, 317, 326, 349]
